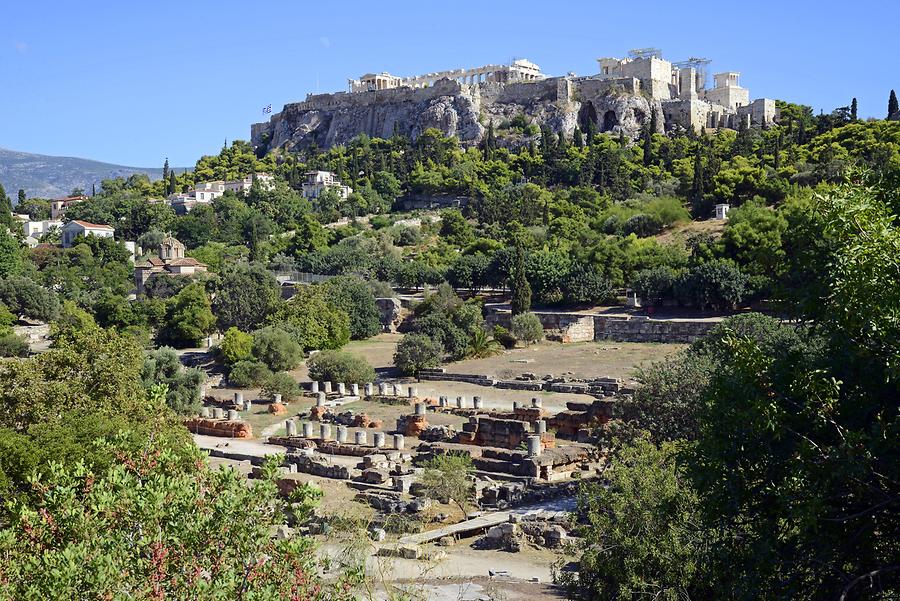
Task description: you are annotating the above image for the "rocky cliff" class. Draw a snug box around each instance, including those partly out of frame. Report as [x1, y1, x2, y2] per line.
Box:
[251, 76, 663, 153]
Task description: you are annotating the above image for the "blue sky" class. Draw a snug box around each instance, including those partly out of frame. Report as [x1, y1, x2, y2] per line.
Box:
[2, 0, 898, 167]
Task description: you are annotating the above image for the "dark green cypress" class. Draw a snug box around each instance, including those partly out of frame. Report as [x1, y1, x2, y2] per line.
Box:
[889, 90, 899, 119]
[850, 98, 858, 121]
[510, 245, 531, 315]
[573, 127, 584, 148]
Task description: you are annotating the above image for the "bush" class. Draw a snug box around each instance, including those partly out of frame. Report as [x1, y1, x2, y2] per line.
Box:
[0, 333, 29, 357]
[306, 350, 376, 384]
[229, 360, 273, 388]
[631, 266, 681, 306]
[676, 260, 749, 311]
[261, 371, 302, 401]
[322, 276, 382, 340]
[252, 326, 303, 372]
[493, 325, 517, 349]
[562, 264, 614, 305]
[393, 334, 443, 376]
[141, 347, 204, 415]
[219, 327, 254, 366]
[623, 213, 664, 237]
[510, 313, 543, 346]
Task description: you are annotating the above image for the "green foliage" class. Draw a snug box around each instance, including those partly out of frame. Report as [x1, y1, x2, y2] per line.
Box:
[306, 350, 375, 384]
[0, 333, 29, 358]
[228, 360, 273, 388]
[322, 276, 381, 339]
[510, 312, 543, 346]
[251, 326, 303, 372]
[465, 327, 501, 359]
[0, 230, 22, 278]
[269, 285, 351, 351]
[0, 276, 60, 322]
[675, 259, 748, 311]
[492, 325, 517, 349]
[141, 347, 204, 414]
[419, 453, 474, 515]
[212, 262, 281, 332]
[560, 438, 711, 600]
[159, 283, 215, 347]
[509, 246, 531, 315]
[393, 333, 443, 376]
[261, 371, 302, 401]
[219, 326, 254, 366]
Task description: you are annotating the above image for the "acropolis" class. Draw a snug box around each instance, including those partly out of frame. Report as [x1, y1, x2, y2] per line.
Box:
[252, 48, 779, 152]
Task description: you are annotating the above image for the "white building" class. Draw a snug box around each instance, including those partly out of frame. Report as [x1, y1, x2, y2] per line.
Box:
[61, 220, 115, 248]
[223, 172, 275, 194]
[23, 219, 62, 239]
[301, 171, 352, 200]
[51, 195, 88, 220]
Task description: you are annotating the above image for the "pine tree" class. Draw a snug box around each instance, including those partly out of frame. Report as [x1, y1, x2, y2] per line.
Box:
[850, 98, 858, 121]
[889, 90, 899, 119]
[162, 157, 170, 184]
[168, 171, 177, 195]
[690, 145, 706, 217]
[573, 127, 584, 148]
[509, 246, 531, 316]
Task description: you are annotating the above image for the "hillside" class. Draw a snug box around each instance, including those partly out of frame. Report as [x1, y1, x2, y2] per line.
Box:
[0, 147, 180, 199]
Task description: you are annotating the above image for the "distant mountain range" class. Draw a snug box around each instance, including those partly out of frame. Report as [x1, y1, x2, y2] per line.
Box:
[0, 147, 186, 200]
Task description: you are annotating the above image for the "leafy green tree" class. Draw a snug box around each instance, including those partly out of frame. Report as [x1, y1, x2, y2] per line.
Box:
[212, 262, 281, 332]
[219, 326, 253, 366]
[393, 333, 442, 376]
[0, 230, 22, 278]
[419, 453, 474, 516]
[269, 286, 351, 351]
[0, 276, 60, 322]
[439, 209, 475, 247]
[228, 360, 273, 388]
[159, 283, 215, 347]
[141, 347, 204, 414]
[0, 433, 347, 600]
[306, 350, 375, 384]
[559, 438, 713, 600]
[322, 276, 381, 339]
[676, 260, 748, 311]
[251, 326, 303, 372]
[510, 312, 543, 346]
[720, 200, 789, 277]
[261, 371, 302, 401]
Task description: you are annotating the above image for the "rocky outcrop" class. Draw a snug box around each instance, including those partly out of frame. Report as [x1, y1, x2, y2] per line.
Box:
[252, 76, 665, 152]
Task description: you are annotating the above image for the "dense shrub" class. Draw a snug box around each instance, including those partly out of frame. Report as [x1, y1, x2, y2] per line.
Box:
[251, 326, 303, 372]
[631, 266, 681, 306]
[492, 325, 517, 349]
[261, 371, 302, 401]
[219, 327, 253, 366]
[306, 350, 375, 384]
[0, 333, 29, 358]
[510, 312, 543, 346]
[562, 264, 614, 305]
[322, 277, 381, 340]
[229, 360, 273, 388]
[676, 260, 749, 311]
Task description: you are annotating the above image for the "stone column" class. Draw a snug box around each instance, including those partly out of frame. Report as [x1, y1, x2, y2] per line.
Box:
[527, 435, 542, 457]
[473, 396, 483, 410]
[311, 381, 319, 394]
[336, 425, 348, 443]
[213, 407, 224, 419]
[227, 409, 239, 421]
[302, 422, 314, 438]
[393, 384, 403, 397]
[274, 393, 282, 404]
[531, 397, 542, 408]
[323, 381, 332, 394]
[407, 386, 417, 398]
[244, 399, 253, 411]
[200, 406, 211, 418]
[316, 392, 326, 406]
[393, 434, 405, 450]
[513, 402, 520, 410]
[456, 396, 465, 409]
[337, 383, 346, 396]
[355, 430, 368, 445]
[364, 383, 374, 397]
[379, 382, 389, 396]
[286, 420, 297, 436]
[438, 395, 447, 407]
[412, 403, 425, 417]
[373, 431, 386, 448]
[234, 392, 243, 406]
[350, 383, 359, 396]
[536, 420, 547, 434]
[319, 423, 331, 440]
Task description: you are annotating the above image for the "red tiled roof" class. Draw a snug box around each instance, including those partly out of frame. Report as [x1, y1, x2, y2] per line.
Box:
[168, 257, 206, 267]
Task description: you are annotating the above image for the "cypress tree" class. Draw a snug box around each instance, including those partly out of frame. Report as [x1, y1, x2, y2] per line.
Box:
[162, 157, 170, 184]
[91, 183, 96, 197]
[573, 127, 584, 148]
[690, 145, 705, 217]
[483, 121, 495, 161]
[510, 245, 531, 316]
[642, 125, 653, 166]
[557, 130, 566, 151]
[850, 98, 858, 121]
[17, 189, 25, 206]
[586, 118, 597, 145]
[0, 184, 12, 229]
[889, 90, 899, 119]
[168, 171, 177, 195]
[774, 131, 783, 172]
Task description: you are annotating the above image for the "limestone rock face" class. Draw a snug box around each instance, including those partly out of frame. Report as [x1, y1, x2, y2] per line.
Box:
[577, 93, 661, 139]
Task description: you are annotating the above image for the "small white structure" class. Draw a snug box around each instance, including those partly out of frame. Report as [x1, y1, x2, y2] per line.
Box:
[22, 219, 62, 238]
[715, 203, 730, 221]
[51, 195, 88, 220]
[301, 171, 352, 200]
[61, 220, 114, 248]
[194, 181, 226, 203]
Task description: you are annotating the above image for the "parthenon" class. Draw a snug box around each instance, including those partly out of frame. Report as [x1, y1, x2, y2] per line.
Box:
[349, 58, 545, 93]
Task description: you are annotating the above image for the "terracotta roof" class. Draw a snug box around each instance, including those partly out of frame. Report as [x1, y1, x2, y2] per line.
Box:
[168, 257, 206, 267]
[147, 257, 165, 266]
[54, 195, 88, 202]
[67, 220, 114, 230]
